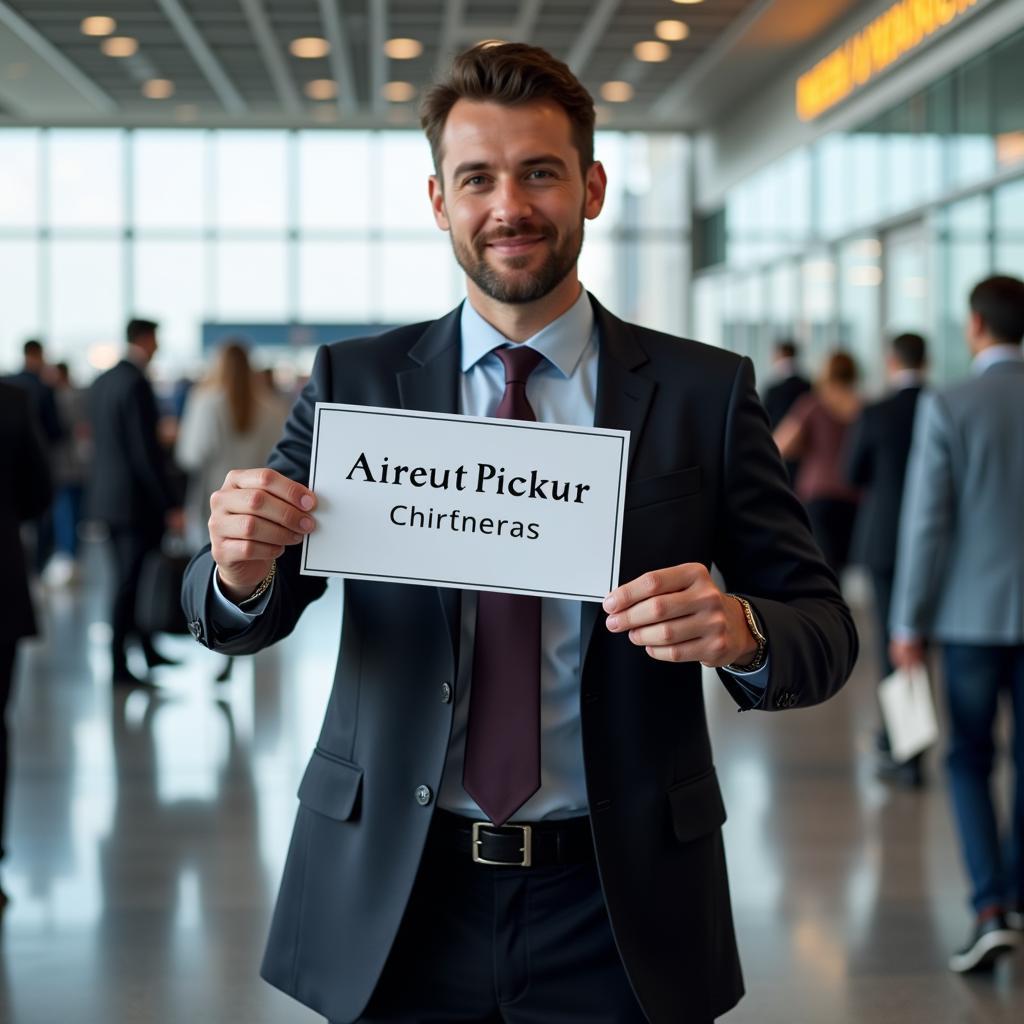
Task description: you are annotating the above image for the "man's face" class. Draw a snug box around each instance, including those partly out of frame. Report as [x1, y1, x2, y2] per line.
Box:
[136, 332, 159, 363]
[429, 100, 606, 305]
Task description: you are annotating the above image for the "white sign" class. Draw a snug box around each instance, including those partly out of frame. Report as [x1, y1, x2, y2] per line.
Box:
[301, 403, 629, 602]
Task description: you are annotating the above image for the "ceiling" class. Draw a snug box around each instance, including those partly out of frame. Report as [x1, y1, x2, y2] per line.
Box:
[0, 0, 861, 130]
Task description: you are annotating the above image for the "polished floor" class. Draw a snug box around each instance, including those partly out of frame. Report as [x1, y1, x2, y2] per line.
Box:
[1, 543, 1021, 1023]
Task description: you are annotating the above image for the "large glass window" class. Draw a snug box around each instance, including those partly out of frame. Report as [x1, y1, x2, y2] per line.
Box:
[49, 239, 124, 365]
[994, 178, 1024, 272]
[215, 132, 289, 231]
[838, 237, 882, 391]
[0, 240, 40, 369]
[0, 129, 41, 228]
[48, 130, 124, 229]
[134, 131, 207, 230]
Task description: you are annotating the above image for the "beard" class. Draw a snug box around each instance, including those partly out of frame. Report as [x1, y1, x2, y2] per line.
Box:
[450, 214, 585, 305]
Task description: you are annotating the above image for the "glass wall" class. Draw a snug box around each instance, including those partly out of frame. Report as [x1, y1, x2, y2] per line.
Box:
[0, 129, 689, 379]
[696, 25, 1024, 391]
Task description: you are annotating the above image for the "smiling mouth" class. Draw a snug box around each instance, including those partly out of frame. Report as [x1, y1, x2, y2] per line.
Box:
[486, 235, 547, 254]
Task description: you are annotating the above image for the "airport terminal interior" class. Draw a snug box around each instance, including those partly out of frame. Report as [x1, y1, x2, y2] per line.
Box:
[1, 0, 1023, 1021]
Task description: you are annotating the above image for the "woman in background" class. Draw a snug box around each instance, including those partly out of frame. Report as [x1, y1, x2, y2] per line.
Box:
[774, 350, 862, 576]
[176, 342, 288, 677]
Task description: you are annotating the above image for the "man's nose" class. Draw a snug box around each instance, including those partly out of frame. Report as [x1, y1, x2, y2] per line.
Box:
[492, 179, 533, 225]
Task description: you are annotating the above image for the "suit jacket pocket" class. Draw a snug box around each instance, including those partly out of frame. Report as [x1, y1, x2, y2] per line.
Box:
[297, 747, 364, 821]
[625, 466, 701, 511]
[667, 766, 727, 843]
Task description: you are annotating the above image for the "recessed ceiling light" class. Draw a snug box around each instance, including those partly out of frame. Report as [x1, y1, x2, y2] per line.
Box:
[384, 38, 423, 60]
[655, 20, 690, 42]
[142, 78, 174, 99]
[600, 81, 634, 103]
[290, 37, 330, 59]
[81, 16, 116, 37]
[382, 81, 417, 103]
[672, 0, 704, 5]
[633, 40, 671, 62]
[304, 79, 338, 101]
[101, 36, 138, 57]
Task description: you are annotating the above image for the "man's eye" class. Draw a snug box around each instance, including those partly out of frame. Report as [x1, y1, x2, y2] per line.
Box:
[527, 169, 554, 179]
[464, 175, 487, 187]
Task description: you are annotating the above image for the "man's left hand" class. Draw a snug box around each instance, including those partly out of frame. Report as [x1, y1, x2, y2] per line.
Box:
[603, 563, 757, 667]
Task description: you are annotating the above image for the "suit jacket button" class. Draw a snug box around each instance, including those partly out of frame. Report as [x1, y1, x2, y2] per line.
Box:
[415, 785, 433, 806]
[188, 620, 203, 642]
[440, 682, 452, 704]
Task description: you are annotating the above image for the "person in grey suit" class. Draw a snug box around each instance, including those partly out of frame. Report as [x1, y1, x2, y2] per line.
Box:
[182, 43, 857, 1024]
[891, 275, 1024, 973]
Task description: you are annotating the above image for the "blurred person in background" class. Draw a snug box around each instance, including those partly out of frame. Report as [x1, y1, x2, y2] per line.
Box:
[4, 338, 63, 574]
[774, 350, 861, 575]
[761, 339, 811, 483]
[846, 333, 928, 788]
[176, 342, 288, 681]
[176, 341, 289, 553]
[88, 318, 183, 689]
[0, 382, 52, 911]
[46, 361, 92, 587]
[891, 275, 1024, 973]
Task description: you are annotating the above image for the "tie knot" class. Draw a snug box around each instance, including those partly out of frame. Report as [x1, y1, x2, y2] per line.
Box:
[495, 345, 545, 386]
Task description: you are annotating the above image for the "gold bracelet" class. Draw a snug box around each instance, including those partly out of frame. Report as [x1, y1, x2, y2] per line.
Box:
[238, 559, 277, 607]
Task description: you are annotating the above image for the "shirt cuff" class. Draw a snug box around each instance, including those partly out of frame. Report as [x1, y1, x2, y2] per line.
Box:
[210, 566, 274, 626]
[721, 657, 770, 689]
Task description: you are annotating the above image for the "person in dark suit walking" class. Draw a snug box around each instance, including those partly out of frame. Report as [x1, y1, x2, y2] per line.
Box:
[5, 339, 63, 573]
[846, 333, 927, 786]
[762, 340, 811, 482]
[0, 382, 52, 909]
[182, 44, 857, 1024]
[88, 319, 182, 688]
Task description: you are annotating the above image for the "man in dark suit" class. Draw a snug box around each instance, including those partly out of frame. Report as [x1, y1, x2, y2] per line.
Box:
[5, 338, 63, 572]
[89, 319, 182, 687]
[182, 44, 857, 1024]
[761, 340, 811, 482]
[846, 333, 927, 786]
[0, 382, 52, 909]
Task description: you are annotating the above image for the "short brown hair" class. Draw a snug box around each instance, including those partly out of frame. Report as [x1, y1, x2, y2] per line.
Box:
[420, 43, 596, 179]
[824, 351, 858, 387]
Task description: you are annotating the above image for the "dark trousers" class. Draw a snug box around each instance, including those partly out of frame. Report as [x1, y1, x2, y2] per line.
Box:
[941, 643, 1024, 915]
[107, 525, 163, 676]
[352, 817, 648, 1024]
[804, 498, 857, 577]
[53, 484, 84, 558]
[0, 642, 17, 862]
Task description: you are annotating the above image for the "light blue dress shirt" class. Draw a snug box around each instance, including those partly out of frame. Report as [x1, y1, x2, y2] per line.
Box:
[210, 286, 768, 819]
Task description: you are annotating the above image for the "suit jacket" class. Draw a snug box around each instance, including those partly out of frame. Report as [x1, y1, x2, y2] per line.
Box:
[762, 372, 811, 429]
[891, 359, 1024, 643]
[87, 358, 175, 528]
[4, 369, 63, 444]
[181, 297, 857, 1024]
[0, 383, 53, 642]
[846, 386, 922, 573]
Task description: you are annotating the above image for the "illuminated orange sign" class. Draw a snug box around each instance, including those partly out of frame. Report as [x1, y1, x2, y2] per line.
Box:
[796, 0, 979, 121]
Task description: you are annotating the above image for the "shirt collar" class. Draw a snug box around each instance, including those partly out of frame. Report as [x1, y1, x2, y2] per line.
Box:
[460, 286, 594, 379]
[890, 369, 925, 389]
[972, 344, 1024, 375]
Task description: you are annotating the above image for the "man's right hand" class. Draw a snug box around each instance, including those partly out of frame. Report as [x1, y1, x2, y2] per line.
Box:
[209, 468, 317, 604]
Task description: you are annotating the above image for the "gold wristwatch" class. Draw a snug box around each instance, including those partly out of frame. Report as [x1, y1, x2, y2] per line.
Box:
[725, 595, 767, 672]
[238, 559, 277, 608]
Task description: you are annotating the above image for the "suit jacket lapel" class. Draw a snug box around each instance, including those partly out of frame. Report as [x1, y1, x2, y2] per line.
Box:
[580, 296, 656, 668]
[395, 305, 463, 661]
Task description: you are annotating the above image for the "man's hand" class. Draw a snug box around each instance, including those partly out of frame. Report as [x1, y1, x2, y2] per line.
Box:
[890, 636, 925, 670]
[209, 468, 316, 604]
[603, 563, 757, 667]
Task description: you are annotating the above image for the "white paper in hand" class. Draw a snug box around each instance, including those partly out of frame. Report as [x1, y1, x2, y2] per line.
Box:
[878, 665, 939, 763]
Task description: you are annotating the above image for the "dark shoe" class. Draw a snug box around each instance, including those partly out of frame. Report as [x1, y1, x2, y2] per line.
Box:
[143, 648, 181, 669]
[948, 912, 1019, 972]
[113, 670, 157, 690]
[876, 752, 925, 788]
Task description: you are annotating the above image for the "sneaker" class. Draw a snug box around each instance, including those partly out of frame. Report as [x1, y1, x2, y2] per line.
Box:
[948, 913, 1019, 973]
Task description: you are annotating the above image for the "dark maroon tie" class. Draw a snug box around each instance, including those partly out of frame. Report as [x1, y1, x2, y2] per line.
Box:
[463, 345, 545, 825]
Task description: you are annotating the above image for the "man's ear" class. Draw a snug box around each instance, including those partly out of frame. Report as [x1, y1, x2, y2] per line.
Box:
[428, 175, 450, 231]
[584, 160, 607, 221]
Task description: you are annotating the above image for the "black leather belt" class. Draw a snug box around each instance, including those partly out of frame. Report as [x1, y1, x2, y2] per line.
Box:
[431, 810, 594, 868]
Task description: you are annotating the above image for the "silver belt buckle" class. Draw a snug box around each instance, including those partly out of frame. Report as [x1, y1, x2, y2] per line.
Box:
[471, 821, 533, 867]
